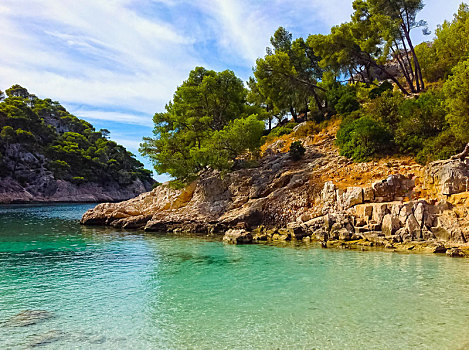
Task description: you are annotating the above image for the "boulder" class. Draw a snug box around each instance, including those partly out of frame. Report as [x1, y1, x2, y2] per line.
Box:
[432, 245, 447, 254]
[405, 214, 421, 239]
[446, 248, 466, 258]
[372, 203, 389, 225]
[425, 159, 469, 196]
[382, 214, 400, 236]
[338, 187, 363, 209]
[372, 174, 415, 202]
[222, 229, 253, 244]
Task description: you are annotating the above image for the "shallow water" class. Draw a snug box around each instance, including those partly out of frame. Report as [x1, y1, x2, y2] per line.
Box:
[0, 204, 468, 349]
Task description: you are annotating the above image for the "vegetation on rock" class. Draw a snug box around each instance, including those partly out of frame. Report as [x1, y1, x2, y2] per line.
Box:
[141, 1, 469, 180]
[0, 85, 153, 186]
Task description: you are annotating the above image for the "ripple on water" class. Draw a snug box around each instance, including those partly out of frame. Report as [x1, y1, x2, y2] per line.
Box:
[1, 204, 469, 349]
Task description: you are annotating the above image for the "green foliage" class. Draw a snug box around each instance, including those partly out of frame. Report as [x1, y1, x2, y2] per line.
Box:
[71, 176, 86, 185]
[140, 68, 265, 180]
[289, 141, 306, 161]
[417, 4, 469, 82]
[0, 84, 153, 185]
[336, 117, 392, 161]
[196, 115, 265, 170]
[310, 0, 426, 94]
[15, 129, 35, 143]
[415, 129, 464, 164]
[268, 122, 297, 138]
[335, 90, 360, 115]
[394, 92, 446, 154]
[368, 81, 393, 99]
[252, 27, 324, 122]
[443, 59, 469, 143]
[363, 90, 405, 132]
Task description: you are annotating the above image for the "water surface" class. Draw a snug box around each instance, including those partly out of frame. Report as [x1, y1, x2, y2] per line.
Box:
[0, 204, 468, 349]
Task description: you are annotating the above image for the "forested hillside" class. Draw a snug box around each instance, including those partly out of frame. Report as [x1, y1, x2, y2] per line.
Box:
[141, 1, 469, 182]
[0, 85, 154, 202]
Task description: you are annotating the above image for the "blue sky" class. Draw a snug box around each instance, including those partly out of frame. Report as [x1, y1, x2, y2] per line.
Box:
[0, 0, 464, 182]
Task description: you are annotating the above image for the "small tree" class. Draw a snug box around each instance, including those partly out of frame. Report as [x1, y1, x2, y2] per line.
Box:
[289, 141, 306, 161]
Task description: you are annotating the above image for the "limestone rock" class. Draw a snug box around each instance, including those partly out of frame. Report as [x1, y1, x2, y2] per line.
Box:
[382, 214, 400, 236]
[223, 229, 253, 244]
[425, 159, 469, 196]
[3, 310, 53, 327]
[372, 174, 414, 202]
[405, 214, 421, 239]
[446, 248, 465, 258]
[338, 187, 363, 210]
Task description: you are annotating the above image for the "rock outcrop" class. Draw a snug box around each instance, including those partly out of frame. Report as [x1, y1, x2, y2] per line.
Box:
[0, 144, 153, 203]
[0, 175, 152, 203]
[81, 128, 469, 255]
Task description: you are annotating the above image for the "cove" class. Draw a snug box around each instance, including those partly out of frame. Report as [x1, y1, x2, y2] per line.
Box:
[1, 204, 468, 349]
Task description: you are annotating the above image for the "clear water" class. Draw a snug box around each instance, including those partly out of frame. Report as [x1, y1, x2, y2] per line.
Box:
[0, 204, 469, 349]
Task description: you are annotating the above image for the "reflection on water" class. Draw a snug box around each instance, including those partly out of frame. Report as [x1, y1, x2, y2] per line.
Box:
[1, 204, 469, 349]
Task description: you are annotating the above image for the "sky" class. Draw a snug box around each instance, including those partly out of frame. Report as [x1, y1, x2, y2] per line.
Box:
[0, 0, 464, 182]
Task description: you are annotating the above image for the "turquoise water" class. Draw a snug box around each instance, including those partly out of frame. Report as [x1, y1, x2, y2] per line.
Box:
[1, 205, 469, 349]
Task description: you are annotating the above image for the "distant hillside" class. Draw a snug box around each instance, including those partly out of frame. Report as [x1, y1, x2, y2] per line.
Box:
[0, 85, 154, 203]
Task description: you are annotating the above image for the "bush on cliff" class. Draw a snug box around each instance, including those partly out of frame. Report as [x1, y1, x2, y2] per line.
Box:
[336, 117, 392, 161]
[289, 141, 306, 161]
[0, 85, 153, 185]
[444, 59, 469, 144]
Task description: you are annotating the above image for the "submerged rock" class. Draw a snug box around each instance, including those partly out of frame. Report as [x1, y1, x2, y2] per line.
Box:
[27, 330, 64, 348]
[3, 310, 53, 327]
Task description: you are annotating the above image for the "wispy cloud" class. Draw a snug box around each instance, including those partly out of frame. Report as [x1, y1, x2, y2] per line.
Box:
[0, 0, 463, 182]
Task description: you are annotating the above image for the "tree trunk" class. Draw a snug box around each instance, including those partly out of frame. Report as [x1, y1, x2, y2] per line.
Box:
[451, 143, 469, 161]
[392, 43, 415, 93]
[290, 106, 298, 122]
[402, 26, 425, 91]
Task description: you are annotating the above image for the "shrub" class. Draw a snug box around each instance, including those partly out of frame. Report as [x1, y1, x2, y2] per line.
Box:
[268, 121, 297, 138]
[289, 141, 306, 160]
[443, 59, 469, 143]
[71, 176, 86, 185]
[335, 91, 360, 115]
[364, 90, 404, 132]
[394, 91, 446, 154]
[369, 81, 393, 99]
[336, 117, 392, 161]
[415, 129, 465, 164]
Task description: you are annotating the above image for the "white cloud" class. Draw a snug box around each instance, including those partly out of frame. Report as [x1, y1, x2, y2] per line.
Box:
[75, 110, 153, 127]
[0, 0, 201, 121]
[0, 0, 463, 129]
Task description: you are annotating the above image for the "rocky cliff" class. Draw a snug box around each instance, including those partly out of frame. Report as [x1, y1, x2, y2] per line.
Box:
[0, 135, 153, 204]
[0, 85, 155, 203]
[81, 126, 469, 256]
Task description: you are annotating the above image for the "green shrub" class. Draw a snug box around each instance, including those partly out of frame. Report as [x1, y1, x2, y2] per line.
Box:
[369, 81, 393, 99]
[444, 59, 469, 143]
[335, 91, 360, 115]
[364, 90, 404, 132]
[336, 117, 392, 161]
[415, 129, 465, 164]
[268, 121, 297, 138]
[71, 176, 86, 185]
[289, 141, 306, 160]
[394, 91, 446, 154]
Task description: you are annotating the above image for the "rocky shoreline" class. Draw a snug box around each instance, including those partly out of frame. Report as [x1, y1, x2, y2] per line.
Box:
[81, 131, 469, 258]
[0, 177, 152, 204]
